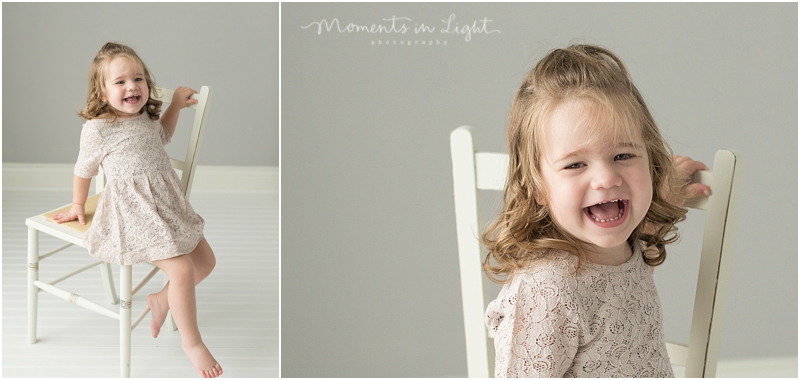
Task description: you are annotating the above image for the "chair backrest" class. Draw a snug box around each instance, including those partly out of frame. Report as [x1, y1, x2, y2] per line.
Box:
[96, 86, 212, 200]
[449, 125, 743, 378]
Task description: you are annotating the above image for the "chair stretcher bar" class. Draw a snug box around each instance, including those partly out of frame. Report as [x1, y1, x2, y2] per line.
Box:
[132, 267, 161, 297]
[131, 307, 151, 330]
[34, 266, 160, 323]
[39, 261, 105, 291]
[39, 243, 75, 260]
[34, 281, 120, 320]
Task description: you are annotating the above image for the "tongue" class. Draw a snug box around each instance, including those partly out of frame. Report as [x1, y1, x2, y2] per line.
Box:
[588, 201, 620, 220]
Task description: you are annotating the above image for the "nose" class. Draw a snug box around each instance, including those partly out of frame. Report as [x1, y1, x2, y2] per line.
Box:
[590, 163, 623, 190]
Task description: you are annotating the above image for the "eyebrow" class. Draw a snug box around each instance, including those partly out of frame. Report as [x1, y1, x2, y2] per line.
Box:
[554, 142, 642, 163]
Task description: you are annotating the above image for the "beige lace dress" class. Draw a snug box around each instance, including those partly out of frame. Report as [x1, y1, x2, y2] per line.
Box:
[74, 113, 204, 265]
[485, 241, 673, 377]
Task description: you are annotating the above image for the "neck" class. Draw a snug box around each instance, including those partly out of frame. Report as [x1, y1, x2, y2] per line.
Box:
[584, 241, 633, 266]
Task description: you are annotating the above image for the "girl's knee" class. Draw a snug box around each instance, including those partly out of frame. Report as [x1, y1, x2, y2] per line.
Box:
[198, 240, 216, 276]
[205, 254, 216, 275]
[196, 254, 215, 279]
[159, 255, 196, 283]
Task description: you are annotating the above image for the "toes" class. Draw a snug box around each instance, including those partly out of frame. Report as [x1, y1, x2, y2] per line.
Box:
[205, 365, 221, 378]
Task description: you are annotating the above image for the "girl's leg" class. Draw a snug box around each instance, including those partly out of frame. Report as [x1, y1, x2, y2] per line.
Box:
[151, 254, 222, 378]
[148, 238, 216, 338]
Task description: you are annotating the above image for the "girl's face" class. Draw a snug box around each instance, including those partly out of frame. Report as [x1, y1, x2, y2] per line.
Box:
[101, 57, 148, 118]
[537, 99, 652, 260]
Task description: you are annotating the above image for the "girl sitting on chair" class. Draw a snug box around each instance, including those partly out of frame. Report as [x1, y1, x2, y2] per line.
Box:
[53, 42, 222, 378]
[482, 44, 708, 377]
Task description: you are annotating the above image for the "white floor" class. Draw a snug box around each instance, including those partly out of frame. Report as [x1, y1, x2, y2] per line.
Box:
[2, 187, 278, 378]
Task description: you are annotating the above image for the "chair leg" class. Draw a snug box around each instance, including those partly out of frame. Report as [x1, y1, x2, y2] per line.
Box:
[101, 263, 119, 305]
[120, 265, 132, 378]
[27, 227, 39, 344]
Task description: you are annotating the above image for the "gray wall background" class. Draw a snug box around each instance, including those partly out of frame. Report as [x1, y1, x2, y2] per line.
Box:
[282, 3, 797, 377]
[3, 2, 278, 167]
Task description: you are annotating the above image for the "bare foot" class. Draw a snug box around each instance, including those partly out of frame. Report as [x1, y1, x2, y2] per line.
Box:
[183, 343, 223, 378]
[147, 293, 169, 338]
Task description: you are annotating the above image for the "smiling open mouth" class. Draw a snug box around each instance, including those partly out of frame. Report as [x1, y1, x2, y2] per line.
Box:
[585, 199, 626, 223]
[123, 95, 141, 104]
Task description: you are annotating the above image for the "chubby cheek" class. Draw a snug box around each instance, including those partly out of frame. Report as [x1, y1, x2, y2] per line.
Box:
[539, 175, 579, 225]
[544, 189, 582, 228]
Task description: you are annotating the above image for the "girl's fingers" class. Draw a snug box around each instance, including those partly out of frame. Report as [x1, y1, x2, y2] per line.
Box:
[675, 157, 709, 177]
[683, 160, 709, 172]
[686, 183, 711, 197]
[673, 155, 689, 164]
[54, 213, 72, 223]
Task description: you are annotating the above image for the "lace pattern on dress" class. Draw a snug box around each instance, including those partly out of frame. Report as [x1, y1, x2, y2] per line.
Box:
[73, 113, 204, 265]
[486, 242, 674, 378]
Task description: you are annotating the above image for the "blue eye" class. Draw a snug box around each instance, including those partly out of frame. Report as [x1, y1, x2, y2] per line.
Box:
[614, 153, 634, 161]
[115, 80, 124, 85]
[135, 77, 143, 82]
[564, 162, 585, 169]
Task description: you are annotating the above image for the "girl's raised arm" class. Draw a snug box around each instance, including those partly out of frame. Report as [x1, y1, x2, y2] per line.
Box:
[159, 86, 198, 139]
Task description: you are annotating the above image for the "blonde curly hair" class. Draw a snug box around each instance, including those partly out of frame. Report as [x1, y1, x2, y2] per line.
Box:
[482, 44, 687, 283]
[78, 42, 162, 123]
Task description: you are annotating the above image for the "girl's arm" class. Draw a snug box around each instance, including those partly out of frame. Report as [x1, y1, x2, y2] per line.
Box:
[645, 155, 710, 272]
[53, 174, 92, 225]
[489, 275, 579, 377]
[159, 86, 198, 139]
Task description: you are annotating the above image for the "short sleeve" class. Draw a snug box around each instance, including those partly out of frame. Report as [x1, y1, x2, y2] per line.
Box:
[489, 271, 581, 377]
[74, 122, 107, 179]
[158, 120, 171, 145]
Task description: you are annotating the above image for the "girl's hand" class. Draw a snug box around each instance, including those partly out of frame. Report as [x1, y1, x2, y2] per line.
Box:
[668, 155, 711, 207]
[171, 86, 198, 109]
[53, 204, 86, 225]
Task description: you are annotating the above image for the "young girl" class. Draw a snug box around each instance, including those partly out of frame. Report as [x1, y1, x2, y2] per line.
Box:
[482, 44, 709, 377]
[52, 42, 222, 378]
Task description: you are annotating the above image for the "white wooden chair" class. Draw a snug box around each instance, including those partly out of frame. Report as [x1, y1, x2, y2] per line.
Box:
[450, 125, 744, 377]
[26, 86, 212, 378]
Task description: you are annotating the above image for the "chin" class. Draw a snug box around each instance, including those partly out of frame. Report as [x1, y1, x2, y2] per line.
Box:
[584, 229, 634, 249]
[588, 238, 628, 249]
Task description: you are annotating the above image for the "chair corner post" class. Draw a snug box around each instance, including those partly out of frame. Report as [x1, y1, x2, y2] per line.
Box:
[27, 227, 39, 344]
[120, 265, 132, 377]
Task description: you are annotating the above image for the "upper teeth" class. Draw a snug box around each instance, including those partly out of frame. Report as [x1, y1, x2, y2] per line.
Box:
[595, 199, 622, 206]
